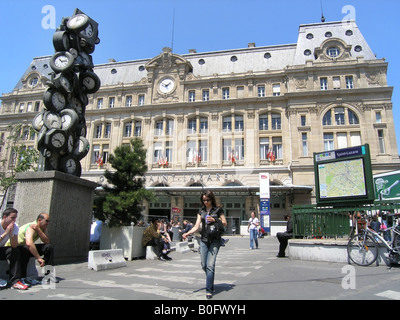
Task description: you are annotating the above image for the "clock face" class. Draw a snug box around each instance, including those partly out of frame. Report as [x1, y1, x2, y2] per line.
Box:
[44, 129, 67, 152]
[50, 52, 75, 73]
[75, 123, 87, 137]
[61, 114, 72, 130]
[67, 14, 89, 31]
[32, 111, 44, 131]
[60, 108, 78, 131]
[51, 132, 66, 148]
[65, 158, 77, 172]
[54, 74, 72, 94]
[37, 126, 47, 146]
[80, 71, 100, 93]
[73, 136, 89, 160]
[67, 134, 74, 153]
[44, 112, 62, 129]
[83, 76, 95, 89]
[51, 92, 66, 111]
[55, 55, 69, 68]
[59, 155, 81, 176]
[159, 78, 175, 94]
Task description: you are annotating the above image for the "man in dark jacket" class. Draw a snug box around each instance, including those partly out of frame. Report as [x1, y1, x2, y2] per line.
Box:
[142, 218, 171, 261]
[276, 214, 293, 258]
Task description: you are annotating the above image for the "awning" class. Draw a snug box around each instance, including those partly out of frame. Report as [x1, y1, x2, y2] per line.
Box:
[145, 185, 313, 196]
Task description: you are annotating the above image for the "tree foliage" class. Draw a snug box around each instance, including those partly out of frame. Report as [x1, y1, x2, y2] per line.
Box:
[97, 138, 154, 227]
[0, 124, 39, 192]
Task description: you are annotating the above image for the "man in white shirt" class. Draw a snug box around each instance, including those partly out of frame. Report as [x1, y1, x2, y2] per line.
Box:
[247, 211, 260, 249]
[0, 208, 28, 290]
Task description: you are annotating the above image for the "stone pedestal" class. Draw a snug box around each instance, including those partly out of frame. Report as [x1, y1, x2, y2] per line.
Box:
[13, 171, 98, 264]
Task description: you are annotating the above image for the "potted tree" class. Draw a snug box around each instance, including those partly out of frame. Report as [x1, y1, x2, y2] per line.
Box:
[97, 138, 155, 259]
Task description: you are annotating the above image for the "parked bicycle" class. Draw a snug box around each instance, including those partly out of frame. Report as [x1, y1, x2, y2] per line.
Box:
[347, 212, 400, 266]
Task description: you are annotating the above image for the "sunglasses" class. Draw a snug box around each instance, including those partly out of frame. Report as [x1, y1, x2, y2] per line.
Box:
[203, 199, 211, 202]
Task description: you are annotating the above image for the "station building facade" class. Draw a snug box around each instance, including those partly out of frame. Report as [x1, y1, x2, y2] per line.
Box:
[1, 20, 399, 234]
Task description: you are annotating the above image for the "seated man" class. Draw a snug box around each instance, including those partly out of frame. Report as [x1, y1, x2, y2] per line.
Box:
[17, 212, 56, 283]
[276, 214, 293, 258]
[0, 208, 28, 290]
[142, 218, 171, 261]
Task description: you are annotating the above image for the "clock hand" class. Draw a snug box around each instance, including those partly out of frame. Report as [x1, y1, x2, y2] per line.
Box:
[57, 95, 64, 104]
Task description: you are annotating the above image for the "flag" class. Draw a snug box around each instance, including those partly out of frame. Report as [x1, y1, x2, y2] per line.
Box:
[96, 154, 103, 166]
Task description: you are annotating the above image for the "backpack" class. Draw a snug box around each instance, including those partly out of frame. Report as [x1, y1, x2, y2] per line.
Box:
[203, 208, 225, 241]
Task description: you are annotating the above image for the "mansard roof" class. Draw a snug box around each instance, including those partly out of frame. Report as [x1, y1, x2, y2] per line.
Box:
[12, 20, 377, 90]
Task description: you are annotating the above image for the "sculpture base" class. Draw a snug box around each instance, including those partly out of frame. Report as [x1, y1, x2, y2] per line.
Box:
[13, 171, 98, 264]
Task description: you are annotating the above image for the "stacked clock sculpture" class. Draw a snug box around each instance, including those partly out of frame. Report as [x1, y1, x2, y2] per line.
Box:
[32, 9, 100, 177]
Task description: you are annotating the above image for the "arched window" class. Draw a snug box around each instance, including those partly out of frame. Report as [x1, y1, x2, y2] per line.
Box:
[348, 109, 359, 124]
[322, 107, 359, 126]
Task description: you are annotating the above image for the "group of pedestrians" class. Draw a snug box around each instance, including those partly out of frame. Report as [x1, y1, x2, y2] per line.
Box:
[0, 208, 55, 290]
[142, 189, 294, 300]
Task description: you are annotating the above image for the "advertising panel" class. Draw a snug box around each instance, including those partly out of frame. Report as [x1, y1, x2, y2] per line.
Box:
[374, 170, 400, 201]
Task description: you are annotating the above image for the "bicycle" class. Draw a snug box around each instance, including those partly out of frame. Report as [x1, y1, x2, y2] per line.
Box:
[347, 212, 400, 266]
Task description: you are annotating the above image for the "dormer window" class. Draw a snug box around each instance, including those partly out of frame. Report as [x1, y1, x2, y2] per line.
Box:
[315, 39, 351, 61]
[326, 47, 340, 58]
[28, 77, 39, 88]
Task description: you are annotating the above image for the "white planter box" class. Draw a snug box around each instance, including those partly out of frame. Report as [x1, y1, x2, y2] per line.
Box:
[100, 225, 145, 260]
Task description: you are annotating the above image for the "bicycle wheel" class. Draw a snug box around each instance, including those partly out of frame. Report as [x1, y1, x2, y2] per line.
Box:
[347, 233, 378, 266]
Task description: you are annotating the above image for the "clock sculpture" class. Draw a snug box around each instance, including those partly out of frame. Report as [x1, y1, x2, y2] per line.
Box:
[33, 8, 100, 177]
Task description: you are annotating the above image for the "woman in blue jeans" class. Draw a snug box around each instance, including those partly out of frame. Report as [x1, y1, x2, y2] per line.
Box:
[247, 211, 259, 249]
[183, 190, 227, 299]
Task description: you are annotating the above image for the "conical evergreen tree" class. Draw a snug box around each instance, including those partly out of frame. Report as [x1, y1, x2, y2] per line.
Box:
[101, 138, 154, 227]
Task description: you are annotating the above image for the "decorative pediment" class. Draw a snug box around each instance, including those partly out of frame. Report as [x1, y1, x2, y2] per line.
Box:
[146, 47, 193, 81]
[314, 38, 353, 62]
[21, 71, 49, 90]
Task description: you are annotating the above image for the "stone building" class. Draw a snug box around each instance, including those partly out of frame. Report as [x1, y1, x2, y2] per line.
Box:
[1, 20, 399, 234]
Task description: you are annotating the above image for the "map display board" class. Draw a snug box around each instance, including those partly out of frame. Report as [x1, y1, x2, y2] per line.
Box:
[314, 144, 374, 205]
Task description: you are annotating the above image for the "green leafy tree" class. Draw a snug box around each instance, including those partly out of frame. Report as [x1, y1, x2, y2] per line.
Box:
[0, 124, 39, 207]
[98, 138, 155, 227]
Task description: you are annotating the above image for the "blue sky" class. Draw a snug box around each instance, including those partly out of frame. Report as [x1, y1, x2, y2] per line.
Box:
[0, 0, 399, 154]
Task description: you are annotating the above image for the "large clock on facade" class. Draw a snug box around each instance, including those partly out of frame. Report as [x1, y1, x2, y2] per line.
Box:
[158, 77, 176, 94]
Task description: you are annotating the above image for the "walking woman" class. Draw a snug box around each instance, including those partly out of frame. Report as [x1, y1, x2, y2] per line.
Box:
[182, 190, 227, 299]
[247, 211, 259, 249]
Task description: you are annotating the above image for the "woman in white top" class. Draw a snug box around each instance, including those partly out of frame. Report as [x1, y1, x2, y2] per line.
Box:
[247, 211, 259, 249]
